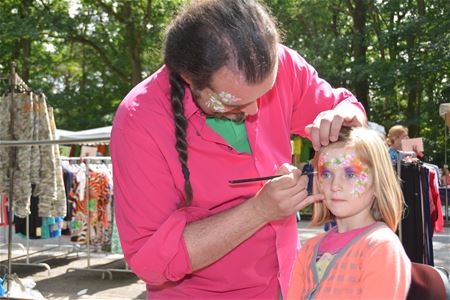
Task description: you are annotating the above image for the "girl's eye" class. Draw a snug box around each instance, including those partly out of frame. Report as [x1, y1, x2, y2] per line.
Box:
[345, 168, 357, 179]
[320, 170, 332, 179]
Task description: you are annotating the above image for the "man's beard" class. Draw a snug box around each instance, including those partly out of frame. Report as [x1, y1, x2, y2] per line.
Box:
[211, 112, 246, 123]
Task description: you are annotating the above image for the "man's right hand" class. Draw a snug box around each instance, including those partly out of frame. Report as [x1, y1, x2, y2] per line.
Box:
[250, 163, 324, 223]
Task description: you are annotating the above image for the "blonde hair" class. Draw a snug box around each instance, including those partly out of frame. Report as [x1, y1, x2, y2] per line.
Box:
[386, 125, 408, 146]
[311, 127, 404, 231]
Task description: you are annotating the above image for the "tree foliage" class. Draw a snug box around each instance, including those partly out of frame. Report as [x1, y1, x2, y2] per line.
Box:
[0, 0, 449, 166]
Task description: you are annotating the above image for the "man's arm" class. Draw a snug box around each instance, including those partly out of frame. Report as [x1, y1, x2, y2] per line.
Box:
[184, 164, 324, 271]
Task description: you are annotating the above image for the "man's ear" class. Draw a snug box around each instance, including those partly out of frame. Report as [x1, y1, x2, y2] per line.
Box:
[180, 74, 191, 85]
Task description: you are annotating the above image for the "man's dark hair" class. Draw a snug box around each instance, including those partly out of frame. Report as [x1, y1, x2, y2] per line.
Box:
[164, 0, 279, 205]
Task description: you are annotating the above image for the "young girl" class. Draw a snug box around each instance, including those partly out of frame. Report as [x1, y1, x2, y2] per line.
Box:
[386, 124, 409, 162]
[288, 127, 411, 299]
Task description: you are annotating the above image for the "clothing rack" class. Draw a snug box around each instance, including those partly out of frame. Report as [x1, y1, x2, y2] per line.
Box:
[0, 213, 75, 276]
[2, 62, 28, 293]
[0, 141, 117, 292]
[0, 63, 121, 293]
[394, 155, 435, 265]
[62, 156, 132, 280]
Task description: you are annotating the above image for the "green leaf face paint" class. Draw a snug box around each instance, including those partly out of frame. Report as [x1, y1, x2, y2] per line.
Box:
[206, 91, 240, 112]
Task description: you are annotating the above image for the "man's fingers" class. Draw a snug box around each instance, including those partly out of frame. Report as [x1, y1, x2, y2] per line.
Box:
[294, 193, 324, 211]
[319, 118, 332, 147]
[329, 116, 344, 142]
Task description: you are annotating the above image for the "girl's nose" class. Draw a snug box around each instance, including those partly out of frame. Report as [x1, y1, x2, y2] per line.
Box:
[331, 176, 343, 192]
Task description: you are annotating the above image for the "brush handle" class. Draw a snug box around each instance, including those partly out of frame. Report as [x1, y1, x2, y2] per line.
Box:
[229, 171, 316, 184]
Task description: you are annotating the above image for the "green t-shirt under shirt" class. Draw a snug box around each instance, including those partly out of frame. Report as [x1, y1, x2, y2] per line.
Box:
[206, 117, 252, 154]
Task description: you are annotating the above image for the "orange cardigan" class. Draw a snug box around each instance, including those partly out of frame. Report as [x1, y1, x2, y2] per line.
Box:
[288, 222, 411, 299]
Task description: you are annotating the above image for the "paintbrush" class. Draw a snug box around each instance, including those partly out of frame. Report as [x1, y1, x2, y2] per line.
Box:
[229, 171, 317, 184]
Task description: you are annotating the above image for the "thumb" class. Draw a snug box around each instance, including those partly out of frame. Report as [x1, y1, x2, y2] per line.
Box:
[276, 163, 298, 176]
[304, 124, 312, 136]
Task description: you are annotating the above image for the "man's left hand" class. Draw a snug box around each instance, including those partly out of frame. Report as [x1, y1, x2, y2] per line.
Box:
[305, 101, 366, 151]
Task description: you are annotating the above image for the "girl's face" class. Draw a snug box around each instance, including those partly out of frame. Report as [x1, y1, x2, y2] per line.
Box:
[392, 131, 409, 150]
[318, 146, 376, 230]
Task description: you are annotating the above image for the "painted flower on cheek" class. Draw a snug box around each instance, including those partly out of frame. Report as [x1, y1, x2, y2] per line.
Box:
[207, 91, 240, 113]
[206, 96, 226, 112]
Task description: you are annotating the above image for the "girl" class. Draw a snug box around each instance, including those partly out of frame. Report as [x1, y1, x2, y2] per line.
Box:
[288, 127, 411, 299]
[386, 124, 409, 162]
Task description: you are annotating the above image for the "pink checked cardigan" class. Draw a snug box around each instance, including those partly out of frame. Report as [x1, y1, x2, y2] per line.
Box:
[288, 222, 411, 299]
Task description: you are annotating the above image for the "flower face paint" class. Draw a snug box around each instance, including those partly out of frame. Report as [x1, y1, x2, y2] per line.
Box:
[317, 146, 376, 231]
[318, 149, 371, 197]
[206, 91, 240, 113]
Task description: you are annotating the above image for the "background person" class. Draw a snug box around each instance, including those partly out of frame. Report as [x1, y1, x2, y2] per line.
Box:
[110, 0, 365, 298]
[288, 127, 411, 299]
[386, 124, 409, 162]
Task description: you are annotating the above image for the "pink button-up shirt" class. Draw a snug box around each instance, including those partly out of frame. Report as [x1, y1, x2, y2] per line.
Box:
[110, 45, 364, 299]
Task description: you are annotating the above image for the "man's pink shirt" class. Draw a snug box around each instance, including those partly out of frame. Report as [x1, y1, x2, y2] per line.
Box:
[110, 45, 364, 299]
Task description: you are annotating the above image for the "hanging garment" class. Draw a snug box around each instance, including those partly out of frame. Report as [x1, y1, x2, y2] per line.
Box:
[70, 166, 112, 249]
[48, 106, 67, 217]
[111, 215, 123, 254]
[14, 192, 42, 239]
[34, 94, 66, 217]
[0, 93, 12, 195]
[0, 92, 34, 217]
[399, 163, 434, 265]
[61, 164, 74, 235]
[0, 194, 9, 226]
[400, 164, 425, 264]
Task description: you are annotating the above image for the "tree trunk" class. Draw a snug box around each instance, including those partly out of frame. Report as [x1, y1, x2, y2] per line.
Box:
[351, 0, 369, 116]
[19, 0, 33, 83]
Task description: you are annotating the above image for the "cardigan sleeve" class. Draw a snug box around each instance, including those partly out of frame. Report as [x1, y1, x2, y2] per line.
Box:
[360, 238, 412, 299]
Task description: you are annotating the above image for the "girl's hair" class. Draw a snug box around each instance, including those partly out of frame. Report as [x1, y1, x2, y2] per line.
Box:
[386, 125, 408, 146]
[311, 127, 404, 231]
[163, 0, 279, 205]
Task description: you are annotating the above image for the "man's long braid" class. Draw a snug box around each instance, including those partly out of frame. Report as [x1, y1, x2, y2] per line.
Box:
[169, 72, 193, 205]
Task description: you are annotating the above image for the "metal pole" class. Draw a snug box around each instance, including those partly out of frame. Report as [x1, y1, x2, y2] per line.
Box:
[0, 137, 110, 147]
[445, 124, 449, 224]
[6, 62, 17, 293]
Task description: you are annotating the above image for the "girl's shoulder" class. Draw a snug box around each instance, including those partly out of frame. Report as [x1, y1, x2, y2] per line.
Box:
[361, 223, 402, 247]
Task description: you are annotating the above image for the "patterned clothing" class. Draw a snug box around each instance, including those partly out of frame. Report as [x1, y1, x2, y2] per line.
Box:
[0, 92, 34, 217]
[288, 222, 411, 299]
[0, 92, 66, 218]
[69, 166, 112, 248]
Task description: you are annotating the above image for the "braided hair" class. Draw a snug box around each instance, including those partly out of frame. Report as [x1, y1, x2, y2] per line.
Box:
[164, 0, 279, 206]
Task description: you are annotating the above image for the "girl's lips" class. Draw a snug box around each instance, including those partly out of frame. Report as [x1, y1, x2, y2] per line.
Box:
[331, 198, 346, 202]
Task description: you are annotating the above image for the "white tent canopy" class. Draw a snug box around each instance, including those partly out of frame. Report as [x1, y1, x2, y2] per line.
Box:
[439, 103, 450, 126]
[55, 126, 111, 140]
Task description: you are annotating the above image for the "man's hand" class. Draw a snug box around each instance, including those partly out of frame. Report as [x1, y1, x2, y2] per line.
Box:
[250, 163, 324, 223]
[305, 101, 366, 151]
